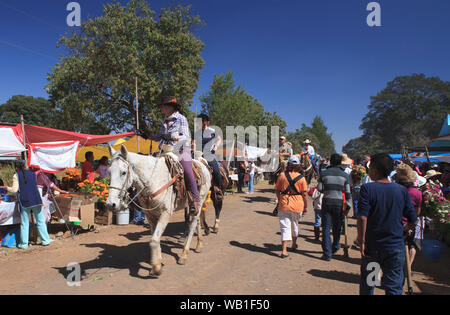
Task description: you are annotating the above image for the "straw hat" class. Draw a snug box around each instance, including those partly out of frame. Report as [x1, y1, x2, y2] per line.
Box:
[425, 170, 442, 179]
[341, 153, 353, 165]
[393, 164, 416, 183]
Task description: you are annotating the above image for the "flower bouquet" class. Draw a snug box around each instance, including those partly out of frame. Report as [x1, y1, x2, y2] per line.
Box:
[351, 165, 366, 183]
[77, 180, 109, 204]
[422, 183, 450, 224]
[62, 168, 81, 191]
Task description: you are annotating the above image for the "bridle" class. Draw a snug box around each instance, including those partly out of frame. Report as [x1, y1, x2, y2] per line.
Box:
[108, 154, 181, 212]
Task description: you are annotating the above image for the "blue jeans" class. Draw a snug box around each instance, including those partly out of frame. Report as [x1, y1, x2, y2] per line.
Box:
[208, 159, 222, 189]
[314, 209, 322, 228]
[132, 209, 146, 224]
[249, 174, 254, 193]
[360, 247, 406, 295]
[352, 188, 360, 217]
[19, 205, 51, 249]
[321, 205, 343, 258]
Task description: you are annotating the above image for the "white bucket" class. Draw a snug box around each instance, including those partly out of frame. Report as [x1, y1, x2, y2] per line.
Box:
[116, 210, 130, 225]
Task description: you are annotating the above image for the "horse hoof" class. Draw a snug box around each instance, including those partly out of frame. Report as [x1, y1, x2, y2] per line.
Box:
[152, 265, 163, 276]
[177, 258, 186, 265]
[194, 247, 203, 254]
[212, 228, 218, 234]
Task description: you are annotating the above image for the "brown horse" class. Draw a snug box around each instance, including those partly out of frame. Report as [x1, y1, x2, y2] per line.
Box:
[200, 161, 229, 234]
[300, 154, 315, 185]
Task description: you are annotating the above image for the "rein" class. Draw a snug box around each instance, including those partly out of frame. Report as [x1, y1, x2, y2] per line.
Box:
[109, 155, 179, 211]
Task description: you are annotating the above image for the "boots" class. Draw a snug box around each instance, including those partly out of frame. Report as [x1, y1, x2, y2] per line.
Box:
[314, 227, 321, 241]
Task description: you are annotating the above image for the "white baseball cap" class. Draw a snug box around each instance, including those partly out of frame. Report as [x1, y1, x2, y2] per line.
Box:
[288, 156, 300, 165]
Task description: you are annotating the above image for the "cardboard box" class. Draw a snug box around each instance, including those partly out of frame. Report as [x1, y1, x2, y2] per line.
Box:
[80, 204, 95, 228]
[54, 194, 97, 224]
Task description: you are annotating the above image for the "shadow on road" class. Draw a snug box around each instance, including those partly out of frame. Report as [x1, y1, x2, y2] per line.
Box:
[229, 241, 281, 258]
[256, 188, 275, 194]
[307, 269, 360, 285]
[243, 196, 273, 203]
[255, 210, 276, 217]
[52, 221, 190, 281]
[414, 281, 450, 295]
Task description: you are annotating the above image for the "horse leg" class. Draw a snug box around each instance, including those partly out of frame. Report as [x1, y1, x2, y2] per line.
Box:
[178, 212, 200, 265]
[195, 213, 204, 253]
[200, 209, 210, 236]
[149, 211, 170, 276]
[212, 194, 222, 234]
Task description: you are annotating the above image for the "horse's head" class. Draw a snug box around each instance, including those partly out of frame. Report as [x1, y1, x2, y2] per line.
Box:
[106, 145, 134, 211]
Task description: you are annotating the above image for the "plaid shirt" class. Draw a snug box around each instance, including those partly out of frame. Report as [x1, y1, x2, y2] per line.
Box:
[154, 111, 190, 149]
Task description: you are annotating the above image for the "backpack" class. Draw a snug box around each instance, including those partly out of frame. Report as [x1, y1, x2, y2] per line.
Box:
[281, 172, 304, 196]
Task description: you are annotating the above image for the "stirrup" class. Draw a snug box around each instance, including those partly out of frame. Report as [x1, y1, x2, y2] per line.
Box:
[189, 202, 200, 216]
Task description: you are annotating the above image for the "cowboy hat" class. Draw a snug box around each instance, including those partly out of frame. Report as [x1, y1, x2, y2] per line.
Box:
[304, 139, 311, 144]
[280, 136, 286, 141]
[425, 170, 442, 179]
[158, 96, 181, 110]
[393, 164, 416, 183]
[341, 153, 353, 165]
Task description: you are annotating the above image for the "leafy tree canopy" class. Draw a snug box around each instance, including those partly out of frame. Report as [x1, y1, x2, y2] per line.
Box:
[199, 71, 286, 143]
[0, 95, 58, 128]
[46, 0, 205, 135]
[343, 74, 450, 160]
[287, 116, 335, 157]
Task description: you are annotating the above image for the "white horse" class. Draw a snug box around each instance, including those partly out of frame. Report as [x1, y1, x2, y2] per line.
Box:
[106, 145, 211, 276]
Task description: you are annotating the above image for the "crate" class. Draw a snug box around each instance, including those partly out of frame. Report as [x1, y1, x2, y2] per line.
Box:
[95, 209, 113, 226]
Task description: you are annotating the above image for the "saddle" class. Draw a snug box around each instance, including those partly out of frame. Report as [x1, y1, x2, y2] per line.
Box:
[163, 155, 207, 204]
[194, 152, 229, 191]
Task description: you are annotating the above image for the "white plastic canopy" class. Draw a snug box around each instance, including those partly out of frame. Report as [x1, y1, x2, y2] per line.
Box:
[0, 128, 26, 155]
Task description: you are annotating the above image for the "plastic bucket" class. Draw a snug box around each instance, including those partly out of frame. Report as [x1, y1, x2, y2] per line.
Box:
[422, 240, 444, 262]
[116, 210, 130, 225]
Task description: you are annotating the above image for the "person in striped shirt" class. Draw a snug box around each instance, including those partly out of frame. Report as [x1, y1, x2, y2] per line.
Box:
[317, 153, 351, 261]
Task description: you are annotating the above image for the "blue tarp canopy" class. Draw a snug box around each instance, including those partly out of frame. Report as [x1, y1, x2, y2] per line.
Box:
[430, 114, 450, 148]
[389, 153, 414, 160]
[411, 153, 450, 163]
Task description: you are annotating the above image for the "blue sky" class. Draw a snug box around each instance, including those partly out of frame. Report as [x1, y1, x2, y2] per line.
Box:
[1, 0, 449, 153]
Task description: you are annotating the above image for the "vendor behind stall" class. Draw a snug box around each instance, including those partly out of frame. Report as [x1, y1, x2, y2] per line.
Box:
[82, 151, 95, 182]
[29, 165, 69, 196]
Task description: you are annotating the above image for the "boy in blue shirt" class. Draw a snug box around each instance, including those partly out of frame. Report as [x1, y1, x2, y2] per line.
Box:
[357, 153, 418, 295]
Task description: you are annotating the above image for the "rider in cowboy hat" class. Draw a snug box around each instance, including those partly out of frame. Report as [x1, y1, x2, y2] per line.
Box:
[302, 139, 315, 157]
[137, 96, 200, 215]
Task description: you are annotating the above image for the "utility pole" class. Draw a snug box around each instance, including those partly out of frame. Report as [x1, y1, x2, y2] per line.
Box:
[135, 77, 140, 153]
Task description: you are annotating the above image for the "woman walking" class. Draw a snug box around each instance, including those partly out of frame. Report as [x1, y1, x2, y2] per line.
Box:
[275, 156, 308, 258]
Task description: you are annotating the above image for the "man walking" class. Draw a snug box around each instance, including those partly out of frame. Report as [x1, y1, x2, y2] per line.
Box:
[357, 153, 418, 295]
[317, 154, 351, 261]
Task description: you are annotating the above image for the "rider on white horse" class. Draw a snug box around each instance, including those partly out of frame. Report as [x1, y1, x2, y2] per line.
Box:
[137, 96, 200, 216]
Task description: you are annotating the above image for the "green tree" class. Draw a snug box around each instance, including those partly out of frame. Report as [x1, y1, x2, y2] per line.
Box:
[46, 0, 205, 134]
[286, 129, 319, 155]
[344, 74, 450, 157]
[200, 71, 286, 143]
[361, 74, 450, 151]
[0, 95, 59, 128]
[287, 116, 335, 156]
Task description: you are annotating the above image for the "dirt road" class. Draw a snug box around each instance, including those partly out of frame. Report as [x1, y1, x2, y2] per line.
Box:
[0, 183, 449, 295]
